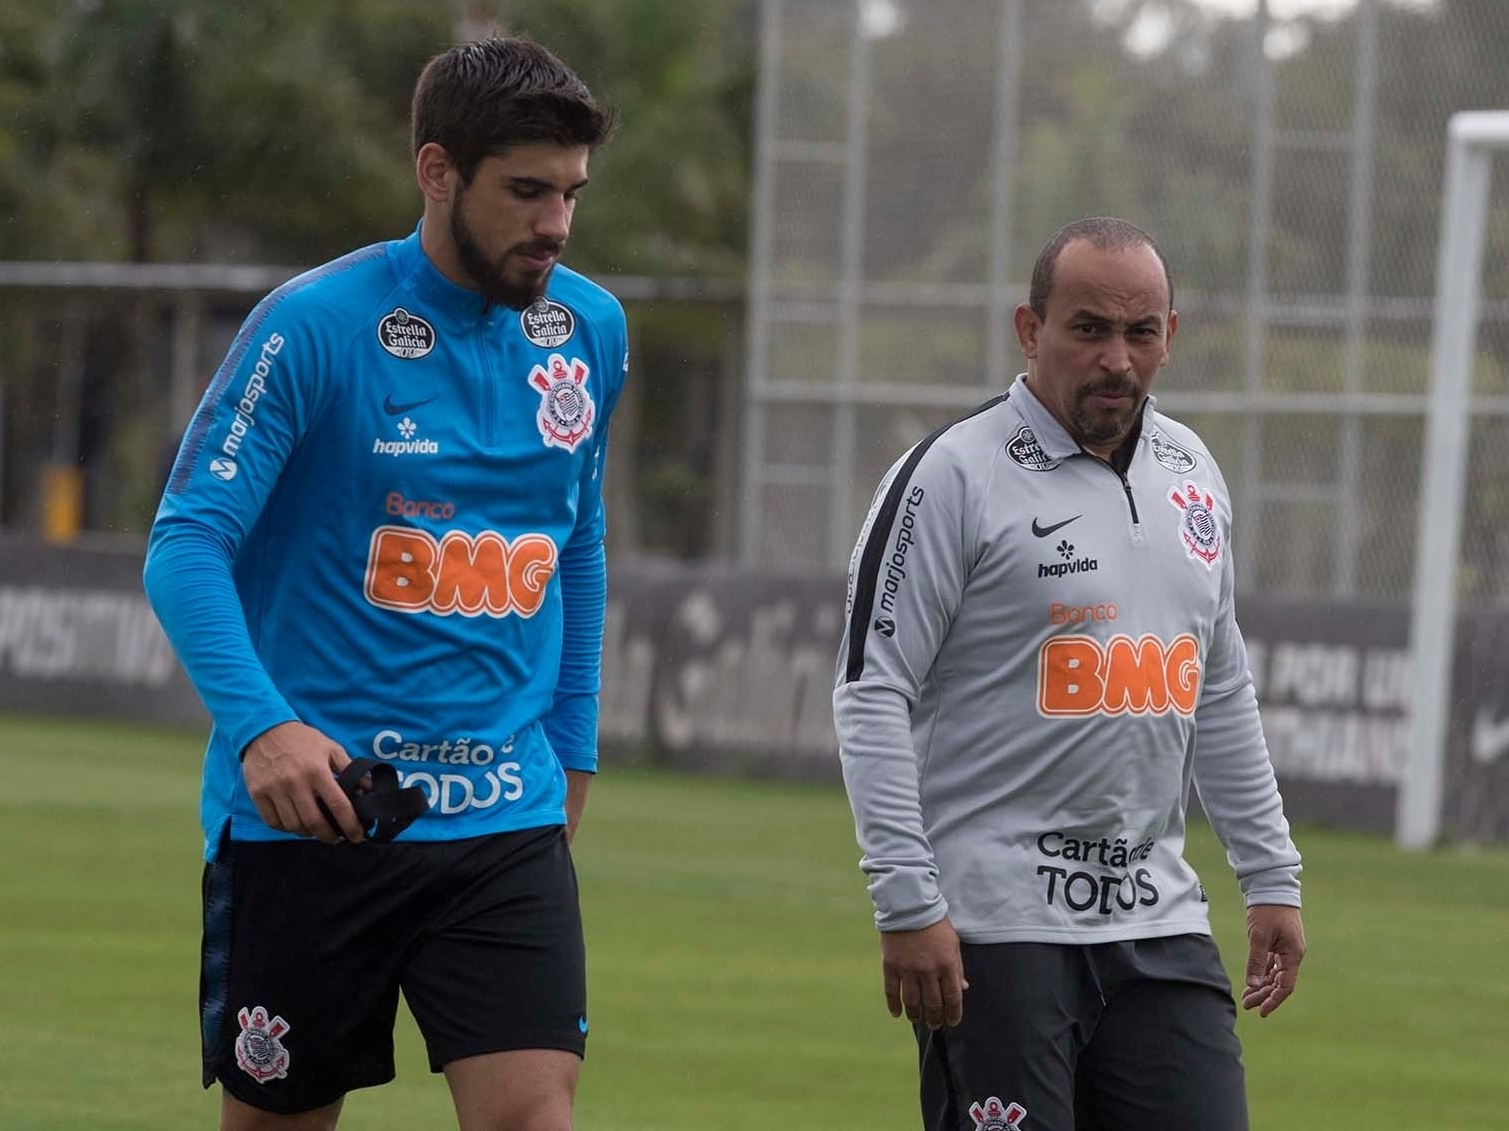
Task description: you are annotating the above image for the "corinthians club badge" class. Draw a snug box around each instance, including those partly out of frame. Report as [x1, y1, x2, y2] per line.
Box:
[1168, 479, 1223, 567]
[529, 353, 595, 452]
[235, 1006, 292, 1083]
[969, 1097, 1028, 1130]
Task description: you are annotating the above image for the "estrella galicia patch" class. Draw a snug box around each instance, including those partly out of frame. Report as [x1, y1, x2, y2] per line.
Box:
[1006, 426, 1060, 472]
[521, 298, 575, 349]
[377, 308, 436, 360]
[1150, 431, 1197, 473]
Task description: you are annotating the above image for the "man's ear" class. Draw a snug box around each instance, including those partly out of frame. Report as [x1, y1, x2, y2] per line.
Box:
[415, 142, 455, 204]
[1013, 303, 1042, 360]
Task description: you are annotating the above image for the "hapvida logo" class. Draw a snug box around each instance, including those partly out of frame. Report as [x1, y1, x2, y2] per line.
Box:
[373, 415, 440, 456]
[1038, 539, 1099, 579]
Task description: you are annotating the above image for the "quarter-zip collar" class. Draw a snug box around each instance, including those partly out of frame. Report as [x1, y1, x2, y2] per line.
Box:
[1008, 372, 1158, 465]
[390, 220, 507, 327]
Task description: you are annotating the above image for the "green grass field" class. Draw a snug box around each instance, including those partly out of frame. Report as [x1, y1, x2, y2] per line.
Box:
[2, 712, 1508, 1130]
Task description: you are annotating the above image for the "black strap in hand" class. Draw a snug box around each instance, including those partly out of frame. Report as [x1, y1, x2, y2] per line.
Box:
[318, 757, 428, 843]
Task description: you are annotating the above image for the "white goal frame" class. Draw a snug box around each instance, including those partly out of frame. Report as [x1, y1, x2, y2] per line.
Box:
[1398, 111, 1509, 849]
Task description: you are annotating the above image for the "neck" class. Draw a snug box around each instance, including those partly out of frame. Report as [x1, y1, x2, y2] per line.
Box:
[419, 212, 477, 292]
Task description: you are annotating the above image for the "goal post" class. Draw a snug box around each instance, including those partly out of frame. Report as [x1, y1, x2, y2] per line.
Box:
[1398, 110, 1509, 850]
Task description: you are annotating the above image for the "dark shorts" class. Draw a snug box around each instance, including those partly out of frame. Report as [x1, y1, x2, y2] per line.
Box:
[200, 824, 586, 1115]
[916, 934, 1246, 1131]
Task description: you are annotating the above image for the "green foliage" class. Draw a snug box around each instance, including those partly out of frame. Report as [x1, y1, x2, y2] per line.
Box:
[0, 0, 752, 270]
[2, 711, 1509, 1128]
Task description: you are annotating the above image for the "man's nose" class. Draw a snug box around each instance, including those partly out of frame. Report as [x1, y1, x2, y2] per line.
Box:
[1100, 335, 1133, 374]
[536, 197, 571, 243]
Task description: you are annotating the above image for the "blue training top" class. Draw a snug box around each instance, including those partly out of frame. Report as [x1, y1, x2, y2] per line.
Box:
[144, 225, 628, 859]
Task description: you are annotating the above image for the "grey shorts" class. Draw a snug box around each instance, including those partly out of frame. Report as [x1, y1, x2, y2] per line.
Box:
[916, 933, 1247, 1131]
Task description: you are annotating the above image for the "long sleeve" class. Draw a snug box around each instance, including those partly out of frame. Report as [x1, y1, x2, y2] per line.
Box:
[1193, 530, 1303, 907]
[542, 533, 605, 772]
[144, 522, 298, 754]
[143, 305, 326, 755]
[539, 309, 626, 773]
[833, 439, 972, 932]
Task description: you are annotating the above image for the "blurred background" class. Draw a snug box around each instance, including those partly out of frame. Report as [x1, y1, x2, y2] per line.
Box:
[4, 0, 1509, 595]
[3, 2, 1509, 1127]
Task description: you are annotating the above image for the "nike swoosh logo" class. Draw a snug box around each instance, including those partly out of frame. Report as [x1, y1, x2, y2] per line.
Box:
[383, 394, 437, 416]
[1031, 515, 1081, 538]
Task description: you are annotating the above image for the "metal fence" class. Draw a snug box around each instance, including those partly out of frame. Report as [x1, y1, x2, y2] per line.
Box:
[741, 0, 1509, 604]
[0, 265, 744, 559]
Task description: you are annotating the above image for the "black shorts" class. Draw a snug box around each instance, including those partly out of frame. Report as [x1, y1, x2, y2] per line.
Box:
[917, 934, 1246, 1131]
[200, 824, 585, 1115]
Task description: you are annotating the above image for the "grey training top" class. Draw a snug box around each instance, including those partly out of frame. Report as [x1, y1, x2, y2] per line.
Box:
[833, 375, 1301, 944]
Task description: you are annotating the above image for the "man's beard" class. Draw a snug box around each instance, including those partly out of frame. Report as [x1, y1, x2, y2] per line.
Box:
[1070, 376, 1144, 446]
[451, 195, 561, 311]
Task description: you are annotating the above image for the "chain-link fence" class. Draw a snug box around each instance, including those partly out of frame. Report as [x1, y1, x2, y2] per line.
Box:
[742, 0, 1509, 604]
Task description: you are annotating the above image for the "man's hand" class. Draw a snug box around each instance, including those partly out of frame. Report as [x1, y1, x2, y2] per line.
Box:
[880, 917, 969, 1031]
[564, 769, 592, 845]
[1241, 904, 1306, 1017]
[241, 721, 362, 843]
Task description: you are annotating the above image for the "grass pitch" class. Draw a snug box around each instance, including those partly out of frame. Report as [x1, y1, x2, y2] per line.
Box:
[2, 712, 1507, 1129]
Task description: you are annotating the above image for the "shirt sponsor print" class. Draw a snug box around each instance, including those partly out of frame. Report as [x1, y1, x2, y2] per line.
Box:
[1168, 479, 1222, 567]
[529, 354, 595, 452]
[370, 730, 524, 814]
[1034, 830, 1161, 916]
[364, 526, 558, 617]
[235, 1006, 292, 1083]
[1006, 426, 1060, 471]
[1037, 633, 1201, 717]
[377, 307, 437, 359]
[373, 412, 440, 457]
[1149, 431, 1197, 473]
[970, 1097, 1028, 1130]
[1038, 537, 1100, 580]
[877, 486, 925, 619]
[211, 332, 284, 482]
[520, 298, 576, 348]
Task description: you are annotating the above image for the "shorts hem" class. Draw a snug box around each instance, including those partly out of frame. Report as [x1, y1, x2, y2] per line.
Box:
[210, 1065, 396, 1115]
[428, 1033, 587, 1074]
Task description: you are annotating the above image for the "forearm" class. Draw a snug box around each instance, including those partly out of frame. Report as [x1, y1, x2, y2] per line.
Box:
[1194, 679, 1302, 906]
[835, 681, 947, 931]
[143, 520, 297, 753]
[564, 769, 592, 842]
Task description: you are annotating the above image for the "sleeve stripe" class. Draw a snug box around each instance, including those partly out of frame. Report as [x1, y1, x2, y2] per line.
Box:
[167, 245, 387, 495]
[842, 392, 1010, 684]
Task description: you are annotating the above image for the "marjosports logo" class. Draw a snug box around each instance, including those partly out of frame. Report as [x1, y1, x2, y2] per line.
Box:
[364, 526, 558, 617]
[1037, 633, 1201, 717]
[212, 331, 284, 481]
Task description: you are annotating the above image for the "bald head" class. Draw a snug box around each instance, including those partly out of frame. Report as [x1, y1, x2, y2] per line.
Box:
[1028, 217, 1173, 319]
